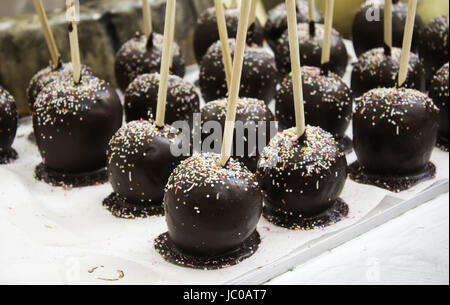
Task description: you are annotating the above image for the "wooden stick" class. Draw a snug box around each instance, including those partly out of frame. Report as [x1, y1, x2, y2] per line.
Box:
[66, 0, 81, 83]
[308, 0, 316, 22]
[321, 0, 334, 65]
[286, 0, 306, 138]
[249, 0, 258, 27]
[142, 0, 153, 39]
[384, 0, 392, 52]
[398, 0, 417, 86]
[255, 0, 268, 27]
[33, 0, 60, 66]
[155, 0, 176, 127]
[220, 0, 252, 167]
[215, 0, 233, 90]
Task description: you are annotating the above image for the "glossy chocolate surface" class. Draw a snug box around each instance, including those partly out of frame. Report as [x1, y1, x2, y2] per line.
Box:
[276, 66, 353, 139]
[0, 86, 18, 158]
[165, 153, 263, 257]
[115, 32, 185, 91]
[107, 121, 187, 207]
[353, 87, 439, 175]
[352, 0, 423, 57]
[275, 23, 348, 76]
[193, 7, 264, 63]
[351, 47, 426, 98]
[33, 75, 123, 173]
[199, 39, 278, 104]
[125, 73, 200, 126]
[265, 0, 323, 50]
[257, 126, 348, 218]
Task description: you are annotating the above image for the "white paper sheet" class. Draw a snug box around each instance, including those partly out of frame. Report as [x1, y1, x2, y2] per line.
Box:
[1, 117, 447, 285]
[1, 40, 448, 284]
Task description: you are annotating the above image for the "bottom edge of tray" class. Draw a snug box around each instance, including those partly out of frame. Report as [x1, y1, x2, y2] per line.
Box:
[225, 180, 449, 285]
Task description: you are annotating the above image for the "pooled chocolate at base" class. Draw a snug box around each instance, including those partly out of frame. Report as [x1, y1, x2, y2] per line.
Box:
[348, 161, 436, 193]
[0, 148, 18, 165]
[103, 192, 164, 219]
[154, 231, 261, 270]
[34, 163, 108, 188]
[263, 198, 349, 231]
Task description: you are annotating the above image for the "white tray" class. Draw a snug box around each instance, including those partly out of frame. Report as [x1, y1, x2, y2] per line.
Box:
[0, 116, 447, 285]
[227, 180, 449, 284]
[0, 41, 448, 284]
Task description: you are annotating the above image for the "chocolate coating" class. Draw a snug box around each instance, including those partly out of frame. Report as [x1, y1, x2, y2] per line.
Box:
[257, 126, 347, 218]
[164, 152, 263, 257]
[353, 87, 439, 175]
[351, 47, 426, 98]
[276, 66, 353, 139]
[419, 15, 449, 85]
[200, 98, 276, 172]
[265, 0, 323, 50]
[27, 62, 92, 109]
[193, 7, 264, 63]
[125, 73, 200, 126]
[429, 63, 449, 141]
[199, 39, 278, 104]
[107, 120, 187, 207]
[352, 0, 423, 57]
[115, 32, 185, 91]
[0, 86, 18, 158]
[33, 75, 123, 174]
[275, 23, 348, 76]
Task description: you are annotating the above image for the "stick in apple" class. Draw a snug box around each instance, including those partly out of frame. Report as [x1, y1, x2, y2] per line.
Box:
[398, 0, 417, 87]
[384, 0, 392, 55]
[249, 0, 258, 28]
[155, 0, 177, 127]
[142, 0, 153, 40]
[220, 0, 253, 167]
[321, 0, 334, 68]
[33, 0, 60, 66]
[215, 0, 233, 90]
[286, 0, 306, 138]
[230, 0, 239, 9]
[66, 0, 81, 83]
[255, 0, 268, 27]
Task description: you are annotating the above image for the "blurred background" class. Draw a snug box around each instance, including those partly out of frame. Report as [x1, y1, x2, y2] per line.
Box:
[2, 0, 448, 36]
[0, 0, 448, 116]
